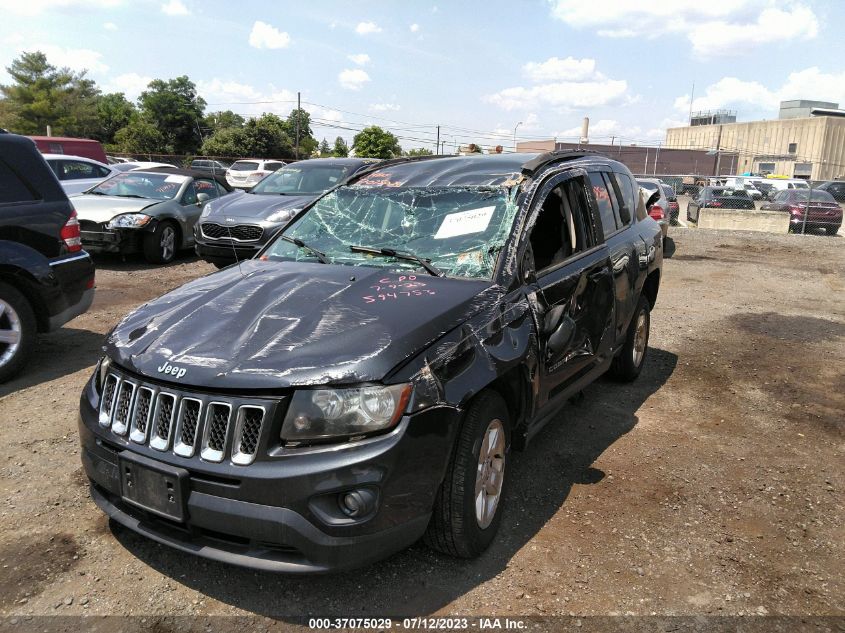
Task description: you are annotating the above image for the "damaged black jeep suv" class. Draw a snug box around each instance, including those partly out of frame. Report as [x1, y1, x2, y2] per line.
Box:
[78, 151, 662, 572]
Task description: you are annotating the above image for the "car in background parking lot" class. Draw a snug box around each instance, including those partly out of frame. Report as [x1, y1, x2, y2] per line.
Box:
[112, 161, 179, 173]
[196, 158, 377, 267]
[661, 183, 680, 225]
[815, 180, 845, 203]
[190, 158, 231, 174]
[44, 154, 117, 195]
[73, 168, 233, 264]
[635, 178, 669, 240]
[686, 187, 755, 223]
[0, 132, 95, 382]
[225, 158, 286, 189]
[761, 189, 842, 235]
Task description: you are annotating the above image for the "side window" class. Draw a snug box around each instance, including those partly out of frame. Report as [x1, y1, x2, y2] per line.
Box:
[610, 173, 634, 226]
[0, 159, 37, 203]
[266, 162, 283, 171]
[181, 181, 198, 205]
[215, 182, 229, 196]
[195, 179, 221, 200]
[588, 172, 618, 238]
[95, 165, 111, 178]
[527, 176, 594, 273]
[61, 160, 98, 180]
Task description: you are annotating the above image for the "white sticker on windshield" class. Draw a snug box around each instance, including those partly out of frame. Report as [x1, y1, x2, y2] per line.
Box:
[164, 175, 188, 184]
[434, 206, 495, 239]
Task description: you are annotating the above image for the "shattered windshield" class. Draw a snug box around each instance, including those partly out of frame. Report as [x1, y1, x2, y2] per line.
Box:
[262, 185, 519, 279]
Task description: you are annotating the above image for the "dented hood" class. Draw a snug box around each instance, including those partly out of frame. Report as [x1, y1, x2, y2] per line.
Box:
[105, 259, 498, 390]
[206, 191, 313, 221]
[71, 195, 160, 224]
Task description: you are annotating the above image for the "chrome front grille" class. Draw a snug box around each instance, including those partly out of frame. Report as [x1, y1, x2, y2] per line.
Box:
[97, 372, 271, 466]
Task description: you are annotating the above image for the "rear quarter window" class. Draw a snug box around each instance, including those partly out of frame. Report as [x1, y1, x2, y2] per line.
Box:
[0, 159, 37, 203]
[588, 172, 618, 238]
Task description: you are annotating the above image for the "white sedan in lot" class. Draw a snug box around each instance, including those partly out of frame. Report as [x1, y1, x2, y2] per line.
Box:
[43, 154, 118, 195]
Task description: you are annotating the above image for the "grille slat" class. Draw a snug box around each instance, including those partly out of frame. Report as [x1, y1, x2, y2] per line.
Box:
[111, 381, 136, 436]
[232, 406, 265, 465]
[201, 403, 232, 463]
[99, 375, 119, 427]
[129, 387, 154, 444]
[149, 393, 176, 451]
[201, 222, 263, 242]
[173, 398, 202, 457]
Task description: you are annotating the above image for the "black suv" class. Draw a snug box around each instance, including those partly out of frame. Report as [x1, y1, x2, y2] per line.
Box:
[0, 132, 96, 382]
[79, 151, 662, 572]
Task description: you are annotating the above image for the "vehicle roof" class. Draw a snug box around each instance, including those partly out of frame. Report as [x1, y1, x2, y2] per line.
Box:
[42, 153, 110, 165]
[137, 167, 232, 189]
[289, 157, 380, 168]
[348, 153, 538, 187]
[28, 136, 102, 143]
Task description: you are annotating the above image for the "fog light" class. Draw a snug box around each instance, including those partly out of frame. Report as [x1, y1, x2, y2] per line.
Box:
[338, 488, 377, 518]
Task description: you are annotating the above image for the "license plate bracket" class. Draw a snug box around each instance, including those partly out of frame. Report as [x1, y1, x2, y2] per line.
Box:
[118, 451, 189, 522]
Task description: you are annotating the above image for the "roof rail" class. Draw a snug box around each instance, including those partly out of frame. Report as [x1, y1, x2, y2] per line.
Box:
[520, 149, 606, 176]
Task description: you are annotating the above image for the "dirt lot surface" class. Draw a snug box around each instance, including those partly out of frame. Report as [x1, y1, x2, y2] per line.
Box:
[0, 228, 843, 625]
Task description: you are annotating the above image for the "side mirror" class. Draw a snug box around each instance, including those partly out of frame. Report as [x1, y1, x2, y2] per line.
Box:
[196, 192, 211, 206]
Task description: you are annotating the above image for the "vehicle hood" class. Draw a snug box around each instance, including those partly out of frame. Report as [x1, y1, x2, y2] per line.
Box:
[207, 191, 315, 222]
[105, 259, 498, 390]
[71, 195, 160, 223]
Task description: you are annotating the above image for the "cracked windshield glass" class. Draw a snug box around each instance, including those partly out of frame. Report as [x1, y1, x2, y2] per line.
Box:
[262, 185, 519, 278]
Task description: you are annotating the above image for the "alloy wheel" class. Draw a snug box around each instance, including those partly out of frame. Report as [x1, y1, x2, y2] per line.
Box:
[475, 418, 506, 529]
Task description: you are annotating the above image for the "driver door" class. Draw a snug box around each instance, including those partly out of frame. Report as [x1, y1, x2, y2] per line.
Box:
[522, 172, 615, 413]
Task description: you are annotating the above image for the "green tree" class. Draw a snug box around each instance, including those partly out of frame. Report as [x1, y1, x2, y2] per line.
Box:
[95, 92, 135, 144]
[113, 116, 164, 153]
[204, 110, 244, 132]
[318, 138, 331, 157]
[0, 51, 99, 137]
[333, 136, 349, 157]
[352, 126, 401, 159]
[138, 76, 206, 154]
[407, 147, 433, 156]
[200, 113, 293, 158]
[284, 108, 318, 157]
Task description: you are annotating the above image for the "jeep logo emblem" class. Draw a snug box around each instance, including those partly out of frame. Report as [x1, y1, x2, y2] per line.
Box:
[157, 361, 186, 379]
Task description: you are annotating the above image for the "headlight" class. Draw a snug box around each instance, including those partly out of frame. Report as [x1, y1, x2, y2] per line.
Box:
[95, 356, 111, 392]
[200, 203, 213, 218]
[281, 384, 412, 444]
[106, 213, 152, 229]
[266, 208, 299, 223]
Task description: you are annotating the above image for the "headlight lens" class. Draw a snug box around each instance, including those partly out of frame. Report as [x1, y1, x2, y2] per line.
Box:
[266, 208, 299, 223]
[106, 213, 152, 229]
[281, 384, 412, 444]
[200, 203, 213, 218]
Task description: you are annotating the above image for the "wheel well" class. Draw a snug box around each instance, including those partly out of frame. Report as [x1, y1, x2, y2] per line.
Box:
[157, 218, 182, 244]
[642, 269, 660, 309]
[0, 273, 48, 332]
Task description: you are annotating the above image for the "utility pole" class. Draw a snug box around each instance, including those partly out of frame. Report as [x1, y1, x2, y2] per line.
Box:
[513, 121, 523, 152]
[689, 81, 695, 123]
[644, 146, 649, 174]
[295, 91, 301, 160]
[441, 140, 446, 154]
[436, 125, 440, 155]
[713, 124, 723, 176]
[653, 142, 661, 175]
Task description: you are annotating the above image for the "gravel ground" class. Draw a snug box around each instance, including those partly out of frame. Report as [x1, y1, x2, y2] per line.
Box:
[0, 228, 842, 624]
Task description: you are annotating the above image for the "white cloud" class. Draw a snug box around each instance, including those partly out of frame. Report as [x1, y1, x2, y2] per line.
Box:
[338, 68, 371, 90]
[103, 72, 152, 100]
[674, 67, 845, 115]
[103, 21, 117, 30]
[0, 0, 120, 16]
[409, 23, 420, 32]
[355, 21, 382, 35]
[522, 56, 597, 82]
[35, 45, 109, 73]
[347, 53, 370, 66]
[316, 108, 343, 122]
[161, 0, 189, 16]
[370, 103, 401, 112]
[248, 21, 291, 49]
[548, 0, 818, 57]
[485, 58, 627, 111]
[197, 78, 295, 116]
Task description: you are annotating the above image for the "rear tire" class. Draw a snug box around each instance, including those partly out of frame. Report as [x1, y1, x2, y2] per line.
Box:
[0, 282, 37, 383]
[609, 296, 650, 382]
[143, 221, 178, 264]
[424, 390, 510, 558]
[825, 226, 840, 236]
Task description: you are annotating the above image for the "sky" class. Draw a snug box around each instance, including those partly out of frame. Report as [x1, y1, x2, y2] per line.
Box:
[2, 0, 844, 152]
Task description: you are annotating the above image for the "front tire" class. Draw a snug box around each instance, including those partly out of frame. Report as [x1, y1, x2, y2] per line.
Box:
[424, 391, 510, 558]
[143, 221, 178, 264]
[609, 296, 650, 382]
[0, 282, 37, 383]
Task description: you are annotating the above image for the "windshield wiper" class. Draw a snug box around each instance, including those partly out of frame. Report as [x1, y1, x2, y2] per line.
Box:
[348, 245, 443, 277]
[280, 235, 329, 263]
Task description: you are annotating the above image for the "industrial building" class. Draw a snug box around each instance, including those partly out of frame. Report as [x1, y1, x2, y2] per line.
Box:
[664, 100, 845, 180]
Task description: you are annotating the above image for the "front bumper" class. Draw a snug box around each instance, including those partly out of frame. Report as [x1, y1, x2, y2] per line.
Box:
[195, 241, 261, 265]
[78, 374, 460, 573]
[81, 228, 144, 254]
